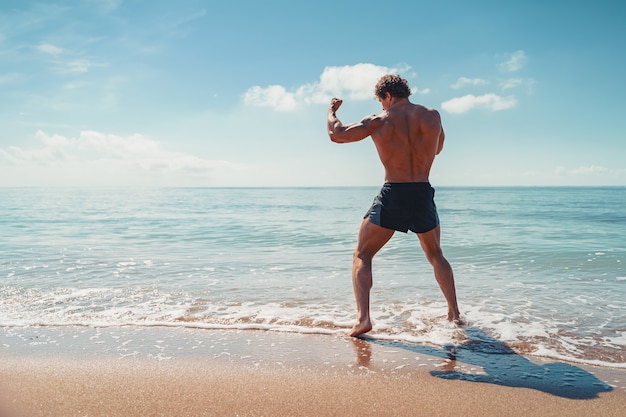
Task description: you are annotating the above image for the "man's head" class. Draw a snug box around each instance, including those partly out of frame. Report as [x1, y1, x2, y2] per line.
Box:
[374, 75, 411, 100]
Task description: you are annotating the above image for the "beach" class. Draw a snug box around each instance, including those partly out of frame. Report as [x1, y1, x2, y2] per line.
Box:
[1, 326, 625, 417]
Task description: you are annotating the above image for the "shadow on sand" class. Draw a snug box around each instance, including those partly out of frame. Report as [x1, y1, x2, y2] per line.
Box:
[359, 327, 613, 400]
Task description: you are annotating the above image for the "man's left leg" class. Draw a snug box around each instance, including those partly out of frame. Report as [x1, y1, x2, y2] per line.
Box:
[417, 226, 462, 323]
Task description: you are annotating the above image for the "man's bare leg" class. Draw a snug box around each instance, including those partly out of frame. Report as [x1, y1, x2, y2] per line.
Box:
[349, 219, 394, 337]
[417, 226, 462, 323]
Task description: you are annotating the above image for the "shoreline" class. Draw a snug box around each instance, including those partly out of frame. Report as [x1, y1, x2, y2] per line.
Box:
[1, 326, 625, 416]
[2, 322, 625, 369]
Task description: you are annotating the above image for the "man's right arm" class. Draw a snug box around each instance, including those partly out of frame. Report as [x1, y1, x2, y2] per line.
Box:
[327, 98, 383, 144]
[328, 114, 384, 144]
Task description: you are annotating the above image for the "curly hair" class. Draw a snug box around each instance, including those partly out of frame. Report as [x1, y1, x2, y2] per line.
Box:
[374, 74, 411, 99]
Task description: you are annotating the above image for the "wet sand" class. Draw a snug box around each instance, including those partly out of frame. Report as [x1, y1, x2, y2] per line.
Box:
[1, 326, 625, 417]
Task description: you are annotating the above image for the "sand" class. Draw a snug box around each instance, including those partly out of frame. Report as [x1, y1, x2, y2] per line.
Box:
[1, 326, 625, 417]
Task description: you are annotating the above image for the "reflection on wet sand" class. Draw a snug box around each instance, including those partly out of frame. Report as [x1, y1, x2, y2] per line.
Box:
[351, 337, 372, 368]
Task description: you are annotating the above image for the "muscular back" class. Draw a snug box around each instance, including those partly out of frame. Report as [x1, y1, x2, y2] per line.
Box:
[369, 100, 444, 183]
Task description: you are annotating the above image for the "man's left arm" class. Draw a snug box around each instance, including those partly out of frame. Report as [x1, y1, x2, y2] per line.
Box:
[437, 127, 445, 155]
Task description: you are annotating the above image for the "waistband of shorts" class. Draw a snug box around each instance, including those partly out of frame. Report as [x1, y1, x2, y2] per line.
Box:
[383, 182, 432, 187]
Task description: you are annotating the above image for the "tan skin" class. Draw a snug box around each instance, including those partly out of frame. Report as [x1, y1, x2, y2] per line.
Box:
[327, 93, 462, 337]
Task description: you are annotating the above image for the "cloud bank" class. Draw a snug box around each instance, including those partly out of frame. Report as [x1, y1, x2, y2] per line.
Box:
[555, 165, 615, 177]
[451, 77, 488, 89]
[0, 131, 245, 186]
[244, 63, 409, 111]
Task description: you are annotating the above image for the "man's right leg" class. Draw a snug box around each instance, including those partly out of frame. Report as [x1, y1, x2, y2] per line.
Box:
[417, 226, 462, 323]
[349, 219, 394, 337]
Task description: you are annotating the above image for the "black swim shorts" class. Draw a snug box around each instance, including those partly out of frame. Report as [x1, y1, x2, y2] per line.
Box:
[364, 182, 440, 233]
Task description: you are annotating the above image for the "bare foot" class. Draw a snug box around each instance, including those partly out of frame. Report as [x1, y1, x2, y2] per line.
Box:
[448, 312, 465, 326]
[348, 320, 372, 337]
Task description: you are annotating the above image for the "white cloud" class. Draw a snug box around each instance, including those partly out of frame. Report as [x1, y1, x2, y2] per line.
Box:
[0, 130, 247, 186]
[441, 93, 517, 113]
[244, 63, 410, 111]
[36, 42, 105, 75]
[63, 80, 92, 90]
[451, 77, 488, 89]
[303, 63, 407, 102]
[500, 77, 523, 90]
[547, 165, 626, 185]
[52, 59, 103, 74]
[38, 43, 64, 55]
[498, 50, 527, 72]
[243, 85, 298, 112]
[555, 165, 611, 176]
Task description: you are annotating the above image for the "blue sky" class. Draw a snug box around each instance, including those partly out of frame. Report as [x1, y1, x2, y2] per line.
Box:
[1, 0, 625, 187]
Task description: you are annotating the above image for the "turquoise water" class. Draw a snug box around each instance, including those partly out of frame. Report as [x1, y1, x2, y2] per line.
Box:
[1, 187, 624, 367]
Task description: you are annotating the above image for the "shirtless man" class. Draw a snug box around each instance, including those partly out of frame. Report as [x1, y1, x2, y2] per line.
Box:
[327, 74, 461, 337]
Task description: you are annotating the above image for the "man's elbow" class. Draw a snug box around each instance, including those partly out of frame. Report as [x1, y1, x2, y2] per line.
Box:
[328, 132, 343, 143]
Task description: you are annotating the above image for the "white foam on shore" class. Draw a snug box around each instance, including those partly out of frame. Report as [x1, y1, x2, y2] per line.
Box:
[1, 280, 625, 369]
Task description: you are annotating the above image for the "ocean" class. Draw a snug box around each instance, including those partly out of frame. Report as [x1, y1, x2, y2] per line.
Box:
[1, 186, 624, 368]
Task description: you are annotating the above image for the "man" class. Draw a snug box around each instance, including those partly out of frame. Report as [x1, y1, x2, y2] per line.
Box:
[327, 74, 461, 337]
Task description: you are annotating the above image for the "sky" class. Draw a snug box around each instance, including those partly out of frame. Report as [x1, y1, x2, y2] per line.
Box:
[1, 0, 625, 187]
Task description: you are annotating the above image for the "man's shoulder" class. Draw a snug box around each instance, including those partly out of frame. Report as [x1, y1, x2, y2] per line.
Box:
[413, 104, 441, 125]
[360, 112, 387, 123]
[412, 103, 440, 114]
[360, 112, 387, 131]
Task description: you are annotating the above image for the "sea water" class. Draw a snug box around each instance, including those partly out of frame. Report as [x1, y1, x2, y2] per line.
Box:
[1, 187, 624, 367]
